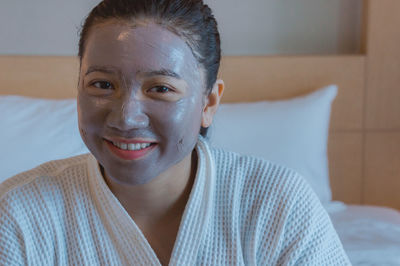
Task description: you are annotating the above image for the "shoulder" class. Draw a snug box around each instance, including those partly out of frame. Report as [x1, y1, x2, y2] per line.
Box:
[208, 143, 320, 226]
[209, 144, 307, 202]
[0, 154, 91, 264]
[208, 147, 350, 264]
[208, 141, 329, 224]
[0, 153, 91, 205]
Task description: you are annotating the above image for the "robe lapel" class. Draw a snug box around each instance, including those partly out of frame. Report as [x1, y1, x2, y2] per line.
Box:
[168, 137, 216, 265]
[87, 155, 161, 265]
[86, 137, 215, 265]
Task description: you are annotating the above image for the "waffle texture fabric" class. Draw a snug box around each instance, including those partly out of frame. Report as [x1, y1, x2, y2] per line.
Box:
[0, 137, 350, 265]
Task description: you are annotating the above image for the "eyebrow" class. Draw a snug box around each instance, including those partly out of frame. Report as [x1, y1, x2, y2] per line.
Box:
[139, 69, 182, 79]
[85, 66, 182, 80]
[85, 65, 121, 76]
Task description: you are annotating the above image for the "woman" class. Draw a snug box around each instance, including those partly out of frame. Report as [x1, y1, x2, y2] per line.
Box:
[0, 0, 350, 265]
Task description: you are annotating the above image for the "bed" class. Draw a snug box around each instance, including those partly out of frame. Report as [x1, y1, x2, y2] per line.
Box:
[1, 1, 399, 265]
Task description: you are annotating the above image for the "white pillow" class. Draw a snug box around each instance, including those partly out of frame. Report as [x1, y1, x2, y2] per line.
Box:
[0, 96, 89, 182]
[209, 85, 338, 204]
[0, 85, 336, 204]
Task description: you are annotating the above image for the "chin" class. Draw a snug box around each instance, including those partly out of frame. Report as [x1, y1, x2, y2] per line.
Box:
[105, 160, 163, 185]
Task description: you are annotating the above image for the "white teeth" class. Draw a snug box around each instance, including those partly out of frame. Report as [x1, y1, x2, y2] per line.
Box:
[128, 143, 135, 150]
[120, 143, 128, 150]
[111, 141, 151, 151]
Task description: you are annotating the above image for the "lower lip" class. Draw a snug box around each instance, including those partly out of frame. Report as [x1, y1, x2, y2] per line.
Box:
[105, 140, 156, 160]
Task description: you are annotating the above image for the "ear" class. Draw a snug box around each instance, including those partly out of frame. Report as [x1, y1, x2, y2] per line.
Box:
[202, 79, 224, 128]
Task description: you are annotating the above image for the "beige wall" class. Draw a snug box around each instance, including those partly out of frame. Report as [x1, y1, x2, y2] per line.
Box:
[0, 0, 362, 56]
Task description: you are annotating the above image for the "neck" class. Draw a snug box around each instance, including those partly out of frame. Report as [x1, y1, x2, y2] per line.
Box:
[102, 150, 197, 222]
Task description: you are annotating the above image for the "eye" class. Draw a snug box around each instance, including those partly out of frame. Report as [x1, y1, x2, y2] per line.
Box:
[91, 81, 113, 90]
[144, 84, 182, 101]
[149, 86, 173, 93]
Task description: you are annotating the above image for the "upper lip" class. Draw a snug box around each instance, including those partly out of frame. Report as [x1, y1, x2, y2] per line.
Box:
[104, 136, 157, 144]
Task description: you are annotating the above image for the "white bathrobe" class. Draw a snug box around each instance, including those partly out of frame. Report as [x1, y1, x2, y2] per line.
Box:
[0, 137, 350, 265]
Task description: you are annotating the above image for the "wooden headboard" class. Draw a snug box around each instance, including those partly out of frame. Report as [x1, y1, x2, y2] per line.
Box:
[1, 1, 399, 209]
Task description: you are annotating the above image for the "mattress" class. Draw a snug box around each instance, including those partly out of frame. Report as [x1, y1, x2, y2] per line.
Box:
[327, 203, 400, 266]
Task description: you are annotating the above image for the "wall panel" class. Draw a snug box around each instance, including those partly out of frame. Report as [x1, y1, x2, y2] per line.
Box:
[365, 0, 400, 129]
[364, 132, 400, 209]
[329, 132, 363, 204]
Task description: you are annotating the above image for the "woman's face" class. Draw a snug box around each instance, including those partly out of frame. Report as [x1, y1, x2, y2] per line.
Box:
[77, 21, 206, 185]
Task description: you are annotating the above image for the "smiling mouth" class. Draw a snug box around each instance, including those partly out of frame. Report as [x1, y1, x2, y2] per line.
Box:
[104, 138, 157, 160]
[110, 141, 152, 151]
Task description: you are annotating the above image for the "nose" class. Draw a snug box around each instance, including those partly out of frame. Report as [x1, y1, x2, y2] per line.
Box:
[106, 98, 150, 131]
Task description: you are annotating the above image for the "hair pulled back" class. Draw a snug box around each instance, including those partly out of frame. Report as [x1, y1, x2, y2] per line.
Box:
[78, 0, 221, 93]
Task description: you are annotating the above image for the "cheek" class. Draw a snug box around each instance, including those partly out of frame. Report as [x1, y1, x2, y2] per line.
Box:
[77, 93, 110, 138]
[146, 96, 203, 145]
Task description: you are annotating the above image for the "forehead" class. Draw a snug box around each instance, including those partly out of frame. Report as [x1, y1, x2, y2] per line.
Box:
[82, 21, 199, 77]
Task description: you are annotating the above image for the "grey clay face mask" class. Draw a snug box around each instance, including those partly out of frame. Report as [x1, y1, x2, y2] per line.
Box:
[77, 22, 206, 185]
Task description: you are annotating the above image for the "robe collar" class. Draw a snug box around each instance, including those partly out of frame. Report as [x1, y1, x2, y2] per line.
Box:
[87, 136, 216, 265]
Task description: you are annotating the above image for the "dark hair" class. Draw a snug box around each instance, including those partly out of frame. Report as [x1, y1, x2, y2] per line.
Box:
[78, 0, 221, 93]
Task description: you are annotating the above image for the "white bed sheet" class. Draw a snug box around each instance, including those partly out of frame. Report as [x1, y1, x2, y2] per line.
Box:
[328, 203, 400, 266]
